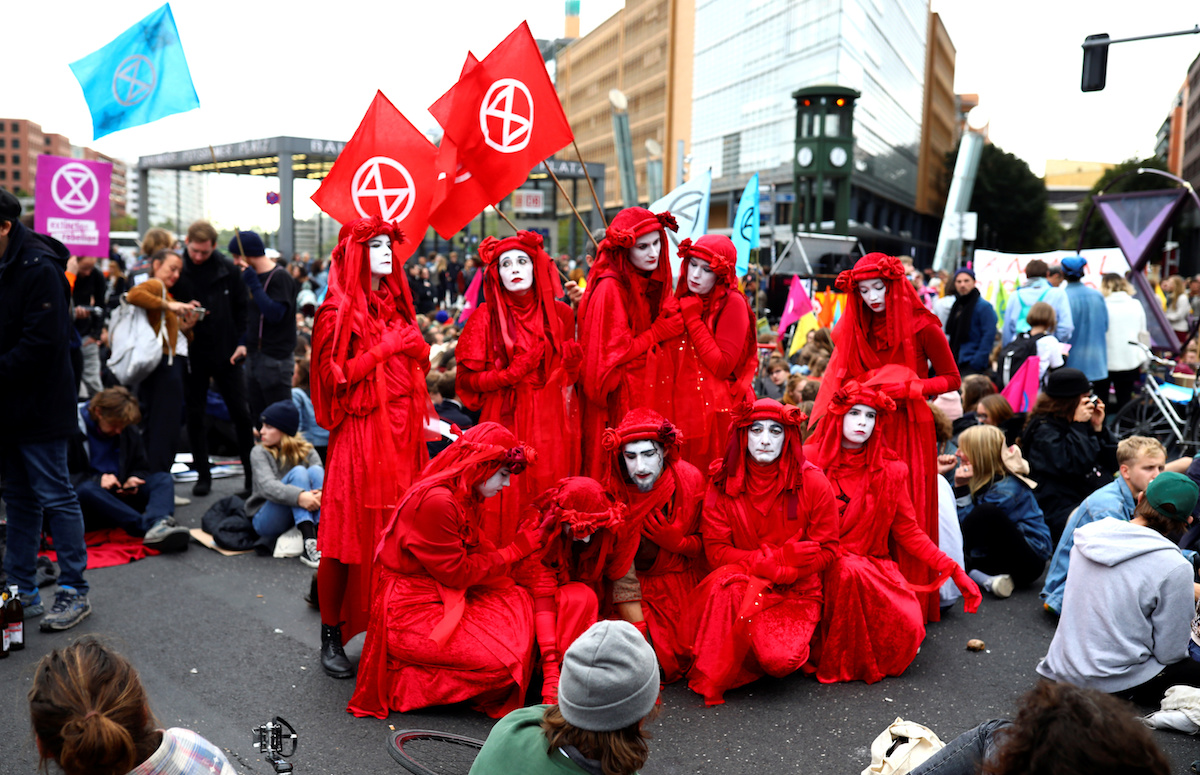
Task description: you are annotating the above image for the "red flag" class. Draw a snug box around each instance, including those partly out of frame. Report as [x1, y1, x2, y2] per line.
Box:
[437, 21, 573, 204]
[428, 54, 495, 239]
[311, 91, 438, 259]
[456, 266, 485, 325]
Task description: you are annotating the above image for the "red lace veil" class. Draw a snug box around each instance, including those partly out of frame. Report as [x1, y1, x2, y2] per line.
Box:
[473, 230, 566, 365]
[711, 398, 808, 498]
[533, 476, 634, 586]
[805, 378, 897, 472]
[812, 253, 940, 423]
[578, 206, 678, 332]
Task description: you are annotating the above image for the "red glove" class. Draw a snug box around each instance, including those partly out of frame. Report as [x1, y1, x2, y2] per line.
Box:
[650, 312, 685, 343]
[398, 325, 429, 358]
[642, 511, 687, 553]
[499, 521, 543, 565]
[535, 608, 560, 703]
[509, 340, 546, 379]
[659, 294, 682, 319]
[561, 340, 583, 372]
[780, 540, 823, 567]
[951, 566, 982, 614]
[370, 329, 406, 361]
[679, 294, 704, 320]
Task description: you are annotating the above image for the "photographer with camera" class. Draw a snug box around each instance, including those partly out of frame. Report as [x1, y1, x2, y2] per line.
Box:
[71, 254, 108, 398]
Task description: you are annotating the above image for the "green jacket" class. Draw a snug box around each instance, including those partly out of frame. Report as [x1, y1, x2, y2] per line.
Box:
[469, 705, 639, 775]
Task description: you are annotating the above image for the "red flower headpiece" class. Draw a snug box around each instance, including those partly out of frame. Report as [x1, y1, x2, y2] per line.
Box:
[730, 398, 805, 428]
[678, 234, 737, 288]
[604, 226, 635, 249]
[828, 381, 896, 416]
[601, 408, 682, 453]
[503, 443, 537, 474]
[478, 230, 545, 266]
[834, 252, 906, 292]
[534, 477, 628, 540]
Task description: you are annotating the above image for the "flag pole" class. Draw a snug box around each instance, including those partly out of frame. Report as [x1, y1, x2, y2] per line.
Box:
[571, 140, 607, 230]
[545, 164, 600, 251]
[494, 206, 520, 234]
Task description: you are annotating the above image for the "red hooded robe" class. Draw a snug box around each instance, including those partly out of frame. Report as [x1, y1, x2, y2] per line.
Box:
[457, 230, 582, 546]
[671, 235, 758, 472]
[810, 253, 961, 622]
[310, 216, 435, 639]
[805, 380, 980, 684]
[687, 399, 839, 705]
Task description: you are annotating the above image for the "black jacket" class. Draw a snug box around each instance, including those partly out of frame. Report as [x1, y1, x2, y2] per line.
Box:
[1022, 414, 1118, 536]
[173, 248, 248, 368]
[0, 222, 78, 444]
[67, 406, 152, 486]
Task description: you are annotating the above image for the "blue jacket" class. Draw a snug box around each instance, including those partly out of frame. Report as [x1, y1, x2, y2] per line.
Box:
[948, 295, 998, 372]
[956, 475, 1053, 560]
[1002, 278, 1074, 345]
[291, 388, 329, 448]
[1040, 476, 1133, 615]
[1064, 281, 1109, 381]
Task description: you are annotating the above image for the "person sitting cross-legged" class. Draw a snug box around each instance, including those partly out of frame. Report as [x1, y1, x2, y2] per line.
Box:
[67, 387, 191, 552]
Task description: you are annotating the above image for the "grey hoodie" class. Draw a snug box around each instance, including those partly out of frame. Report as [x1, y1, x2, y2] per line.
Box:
[1036, 517, 1193, 693]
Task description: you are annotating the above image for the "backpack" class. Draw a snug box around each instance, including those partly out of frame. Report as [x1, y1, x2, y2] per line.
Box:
[1012, 286, 1050, 334]
[108, 290, 169, 387]
[998, 332, 1045, 388]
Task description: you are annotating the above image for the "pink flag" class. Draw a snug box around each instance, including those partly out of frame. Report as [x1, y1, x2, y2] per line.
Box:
[777, 276, 814, 336]
[456, 267, 485, 325]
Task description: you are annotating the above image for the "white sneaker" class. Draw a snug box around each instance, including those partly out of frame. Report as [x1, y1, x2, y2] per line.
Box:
[300, 538, 321, 568]
[174, 495, 191, 506]
[989, 574, 1014, 599]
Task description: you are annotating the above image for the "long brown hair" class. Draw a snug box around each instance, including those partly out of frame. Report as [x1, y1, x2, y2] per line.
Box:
[1026, 391, 1081, 424]
[29, 638, 159, 775]
[541, 704, 657, 775]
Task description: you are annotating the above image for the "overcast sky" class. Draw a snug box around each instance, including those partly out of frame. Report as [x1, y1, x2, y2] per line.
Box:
[6, 0, 1198, 231]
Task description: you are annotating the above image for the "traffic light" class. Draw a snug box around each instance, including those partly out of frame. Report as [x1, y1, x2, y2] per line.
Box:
[1081, 33, 1110, 92]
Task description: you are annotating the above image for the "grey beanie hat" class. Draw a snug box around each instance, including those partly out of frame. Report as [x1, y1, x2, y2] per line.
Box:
[557, 620, 658, 731]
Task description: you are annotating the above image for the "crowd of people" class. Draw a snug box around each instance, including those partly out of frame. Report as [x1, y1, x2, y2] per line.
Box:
[5, 185, 1200, 774]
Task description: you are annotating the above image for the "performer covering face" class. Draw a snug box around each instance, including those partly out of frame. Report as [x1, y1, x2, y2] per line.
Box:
[348, 423, 547, 719]
[577, 207, 682, 479]
[811, 253, 962, 623]
[804, 380, 980, 684]
[310, 216, 434, 680]
[457, 230, 582, 546]
[671, 235, 758, 472]
[687, 398, 839, 705]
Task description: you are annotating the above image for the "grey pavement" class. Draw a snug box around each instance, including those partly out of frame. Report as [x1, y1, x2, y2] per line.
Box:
[2, 475, 1198, 774]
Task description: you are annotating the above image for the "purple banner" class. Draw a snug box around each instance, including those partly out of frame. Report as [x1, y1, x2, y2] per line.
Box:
[34, 155, 112, 258]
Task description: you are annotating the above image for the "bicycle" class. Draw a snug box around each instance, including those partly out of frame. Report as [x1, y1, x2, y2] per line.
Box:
[387, 729, 485, 775]
[1108, 341, 1200, 455]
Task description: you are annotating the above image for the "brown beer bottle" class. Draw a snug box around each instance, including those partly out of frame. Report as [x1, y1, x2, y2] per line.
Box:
[0, 589, 9, 659]
[4, 585, 22, 652]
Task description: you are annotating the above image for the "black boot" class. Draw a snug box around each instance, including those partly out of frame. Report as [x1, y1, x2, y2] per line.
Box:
[320, 623, 354, 678]
[304, 571, 319, 610]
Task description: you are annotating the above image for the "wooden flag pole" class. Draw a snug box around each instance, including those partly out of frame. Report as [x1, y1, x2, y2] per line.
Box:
[571, 140, 607, 230]
[545, 164, 600, 251]
[489, 202, 573, 285]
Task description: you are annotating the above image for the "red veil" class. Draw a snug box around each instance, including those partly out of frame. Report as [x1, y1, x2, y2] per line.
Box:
[456, 230, 581, 545]
[671, 235, 758, 471]
[577, 207, 680, 479]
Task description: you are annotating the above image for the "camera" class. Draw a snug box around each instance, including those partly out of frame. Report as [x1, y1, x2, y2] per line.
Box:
[252, 716, 297, 773]
[84, 305, 105, 318]
[192, 307, 209, 321]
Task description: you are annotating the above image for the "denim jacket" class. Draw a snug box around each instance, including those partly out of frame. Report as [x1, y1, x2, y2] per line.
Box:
[956, 475, 1053, 560]
[1040, 477, 1133, 614]
[1064, 281, 1109, 381]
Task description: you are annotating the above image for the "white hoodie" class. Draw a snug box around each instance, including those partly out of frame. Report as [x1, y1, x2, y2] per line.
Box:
[1037, 517, 1193, 693]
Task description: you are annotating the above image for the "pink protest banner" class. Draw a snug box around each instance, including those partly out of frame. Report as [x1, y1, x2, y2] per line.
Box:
[34, 155, 112, 258]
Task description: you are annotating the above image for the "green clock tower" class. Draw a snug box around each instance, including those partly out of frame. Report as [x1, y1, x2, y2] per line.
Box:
[791, 85, 860, 235]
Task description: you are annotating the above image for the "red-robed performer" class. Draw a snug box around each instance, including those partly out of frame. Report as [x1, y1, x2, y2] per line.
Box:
[578, 207, 683, 479]
[804, 379, 980, 684]
[671, 236, 758, 472]
[348, 422, 550, 719]
[513, 476, 641, 703]
[687, 398, 839, 706]
[601, 408, 706, 683]
[810, 253, 961, 622]
[310, 216, 434, 679]
[456, 230, 582, 546]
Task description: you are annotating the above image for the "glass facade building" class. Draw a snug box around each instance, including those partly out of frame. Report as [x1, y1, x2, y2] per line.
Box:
[691, 0, 928, 209]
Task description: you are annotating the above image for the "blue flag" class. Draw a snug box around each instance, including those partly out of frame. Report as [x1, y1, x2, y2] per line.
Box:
[69, 4, 199, 140]
[732, 173, 760, 278]
[650, 169, 711, 280]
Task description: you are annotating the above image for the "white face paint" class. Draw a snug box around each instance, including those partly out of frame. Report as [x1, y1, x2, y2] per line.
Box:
[841, 404, 878, 449]
[622, 439, 665, 493]
[476, 467, 512, 499]
[629, 232, 661, 272]
[368, 234, 393, 276]
[747, 421, 785, 464]
[686, 257, 717, 295]
[497, 248, 534, 293]
[857, 279, 886, 313]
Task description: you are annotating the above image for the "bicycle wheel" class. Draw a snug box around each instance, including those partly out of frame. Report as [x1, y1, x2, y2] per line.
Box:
[1110, 393, 1180, 454]
[387, 729, 485, 775]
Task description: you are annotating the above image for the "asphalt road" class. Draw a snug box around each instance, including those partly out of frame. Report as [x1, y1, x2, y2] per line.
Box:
[2, 475, 1198, 774]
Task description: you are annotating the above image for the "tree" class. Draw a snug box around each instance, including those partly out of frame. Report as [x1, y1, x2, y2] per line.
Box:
[945, 142, 1057, 253]
[1066, 156, 1173, 249]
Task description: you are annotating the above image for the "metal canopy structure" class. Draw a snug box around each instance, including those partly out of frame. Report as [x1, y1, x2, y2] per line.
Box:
[771, 231, 863, 276]
[136, 136, 346, 257]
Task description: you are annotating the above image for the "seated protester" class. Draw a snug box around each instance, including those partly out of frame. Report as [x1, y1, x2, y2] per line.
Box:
[928, 400, 957, 460]
[427, 369, 473, 458]
[602, 408, 706, 683]
[954, 425, 1052, 598]
[514, 478, 641, 703]
[688, 399, 839, 705]
[290, 358, 329, 461]
[1036, 472, 1200, 707]
[1020, 368, 1118, 543]
[804, 382, 980, 684]
[468, 620, 659, 775]
[67, 387, 190, 552]
[906, 681, 1170, 775]
[755, 354, 789, 400]
[953, 373, 995, 437]
[348, 423, 547, 719]
[1041, 436, 1166, 615]
[245, 400, 323, 569]
[934, 454, 967, 611]
[975, 393, 1022, 446]
[29, 637, 237, 775]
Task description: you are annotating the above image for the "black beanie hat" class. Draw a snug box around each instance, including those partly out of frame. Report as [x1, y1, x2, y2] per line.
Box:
[261, 400, 299, 436]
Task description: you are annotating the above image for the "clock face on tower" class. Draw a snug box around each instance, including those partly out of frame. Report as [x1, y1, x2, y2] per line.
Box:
[797, 147, 814, 168]
[829, 146, 848, 168]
